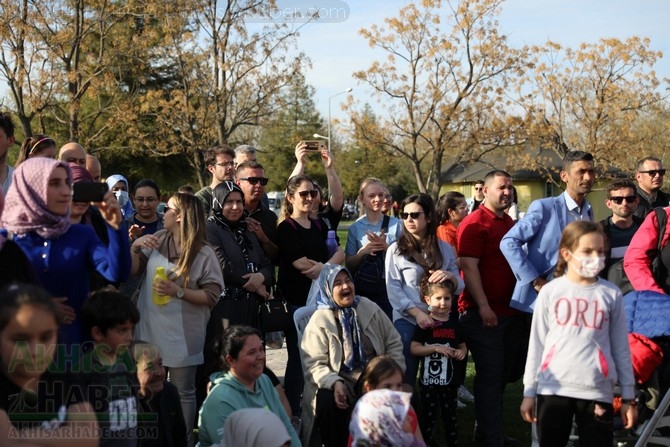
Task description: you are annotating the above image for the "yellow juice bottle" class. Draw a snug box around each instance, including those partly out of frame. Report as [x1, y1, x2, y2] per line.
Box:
[152, 267, 171, 306]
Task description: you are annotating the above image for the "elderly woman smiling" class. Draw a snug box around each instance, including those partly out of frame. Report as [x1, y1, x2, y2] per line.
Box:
[300, 264, 404, 447]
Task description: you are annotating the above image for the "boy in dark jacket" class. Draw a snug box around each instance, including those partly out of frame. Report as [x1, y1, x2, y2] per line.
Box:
[79, 290, 141, 446]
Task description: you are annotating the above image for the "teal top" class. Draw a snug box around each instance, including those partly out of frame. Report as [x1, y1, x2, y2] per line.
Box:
[197, 372, 301, 447]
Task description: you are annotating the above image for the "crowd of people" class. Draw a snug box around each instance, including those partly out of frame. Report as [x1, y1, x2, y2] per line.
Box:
[0, 107, 667, 447]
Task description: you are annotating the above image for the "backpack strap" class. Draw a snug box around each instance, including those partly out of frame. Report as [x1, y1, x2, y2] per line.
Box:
[285, 217, 297, 230]
[381, 214, 390, 232]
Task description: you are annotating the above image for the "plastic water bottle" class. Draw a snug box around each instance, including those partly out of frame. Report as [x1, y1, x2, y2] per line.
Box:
[326, 230, 339, 258]
[152, 267, 171, 306]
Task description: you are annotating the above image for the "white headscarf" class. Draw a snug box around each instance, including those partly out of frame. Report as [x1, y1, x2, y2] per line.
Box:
[350, 389, 423, 447]
[105, 174, 134, 217]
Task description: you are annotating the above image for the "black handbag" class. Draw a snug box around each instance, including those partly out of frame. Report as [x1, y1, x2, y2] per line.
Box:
[258, 297, 292, 333]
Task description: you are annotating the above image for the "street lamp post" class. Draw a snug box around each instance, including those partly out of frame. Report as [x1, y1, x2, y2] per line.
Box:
[327, 88, 352, 152]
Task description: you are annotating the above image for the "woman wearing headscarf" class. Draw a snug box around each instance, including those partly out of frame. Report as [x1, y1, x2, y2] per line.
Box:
[222, 408, 291, 447]
[69, 163, 115, 290]
[349, 389, 426, 447]
[205, 180, 272, 327]
[70, 164, 106, 233]
[300, 264, 404, 447]
[106, 173, 134, 218]
[2, 158, 130, 346]
[199, 181, 274, 412]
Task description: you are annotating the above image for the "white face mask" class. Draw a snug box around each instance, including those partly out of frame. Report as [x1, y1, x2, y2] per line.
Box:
[115, 190, 129, 208]
[568, 251, 605, 278]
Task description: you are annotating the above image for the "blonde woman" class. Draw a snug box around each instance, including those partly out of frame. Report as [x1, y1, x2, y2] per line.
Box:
[345, 177, 402, 318]
[131, 193, 224, 446]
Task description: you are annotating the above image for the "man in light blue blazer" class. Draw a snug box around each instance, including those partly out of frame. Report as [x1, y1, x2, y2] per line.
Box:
[500, 151, 596, 313]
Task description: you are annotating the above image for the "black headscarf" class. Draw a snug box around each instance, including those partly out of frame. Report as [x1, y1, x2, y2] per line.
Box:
[210, 181, 252, 257]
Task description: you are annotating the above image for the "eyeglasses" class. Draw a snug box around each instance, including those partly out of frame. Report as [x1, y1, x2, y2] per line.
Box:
[400, 211, 424, 220]
[474, 187, 483, 191]
[609, 195, 637, 204]
[297, 190, 318, 199]
[639, 169, 666, 177]
[239, 177, 269, 186]
[135, 197, 157, 203]
[164, 205, 173, 212]
[28, 136, 56, 155]
[215, 161, 235, 167]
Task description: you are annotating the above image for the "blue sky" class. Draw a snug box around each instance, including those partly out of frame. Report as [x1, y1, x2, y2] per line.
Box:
[288, 0, 670, 125]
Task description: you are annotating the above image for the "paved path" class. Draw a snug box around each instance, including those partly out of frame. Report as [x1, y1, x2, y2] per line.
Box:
[266, 341, 288, 384]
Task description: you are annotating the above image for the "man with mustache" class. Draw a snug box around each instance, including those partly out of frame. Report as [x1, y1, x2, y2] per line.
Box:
[500, 150, 596, 314]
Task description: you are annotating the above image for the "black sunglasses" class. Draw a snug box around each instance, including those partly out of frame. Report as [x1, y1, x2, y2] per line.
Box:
[297, 190, 318, 199]
[239, 177, 269, 186]
[400, 211, 424, 220]
[639, 169, 666, 177]
[609, 195, 637, 205]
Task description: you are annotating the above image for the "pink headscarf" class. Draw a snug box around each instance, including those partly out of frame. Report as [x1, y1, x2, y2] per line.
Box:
[2, 158, 72, 238]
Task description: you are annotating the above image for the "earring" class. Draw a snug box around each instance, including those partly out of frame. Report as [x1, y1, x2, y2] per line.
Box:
[427, 305, 433, 312]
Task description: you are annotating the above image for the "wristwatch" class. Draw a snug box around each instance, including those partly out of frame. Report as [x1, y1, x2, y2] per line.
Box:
[176, 287, 184, 299]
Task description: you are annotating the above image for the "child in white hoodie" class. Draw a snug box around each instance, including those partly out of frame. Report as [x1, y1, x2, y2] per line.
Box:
[520, 220, 637, 446]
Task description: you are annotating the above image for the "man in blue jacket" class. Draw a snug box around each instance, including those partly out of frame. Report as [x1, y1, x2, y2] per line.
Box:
[500, 151, 596, 313]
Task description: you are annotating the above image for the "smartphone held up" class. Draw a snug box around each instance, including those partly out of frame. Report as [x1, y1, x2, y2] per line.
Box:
[72, 182, 109, 203]
[302, 140, 327, 152]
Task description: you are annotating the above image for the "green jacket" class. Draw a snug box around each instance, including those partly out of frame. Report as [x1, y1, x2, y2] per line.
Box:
[197, 371, 301, 447]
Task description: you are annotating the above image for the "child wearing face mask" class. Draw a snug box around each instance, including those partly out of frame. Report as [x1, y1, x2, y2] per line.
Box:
[520, 221, 637, 446]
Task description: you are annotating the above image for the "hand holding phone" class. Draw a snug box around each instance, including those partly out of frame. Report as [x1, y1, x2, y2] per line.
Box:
[72, 182, 109, 203]
[302, 140, 327, 151]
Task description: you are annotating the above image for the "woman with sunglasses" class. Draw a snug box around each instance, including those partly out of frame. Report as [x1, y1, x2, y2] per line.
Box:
[386, 193, 464, 386]
[130, 192, 224, 446]
[276, 174, 345, 418]
[15, 134, 57, 165]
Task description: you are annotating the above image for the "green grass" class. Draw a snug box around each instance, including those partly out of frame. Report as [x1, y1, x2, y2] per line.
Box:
[336, 226, 350, 248]
[455, 359, 531, 446]
[337, 222, 532, 445]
